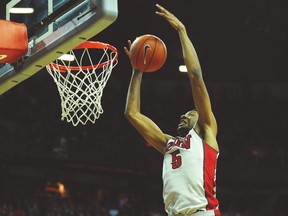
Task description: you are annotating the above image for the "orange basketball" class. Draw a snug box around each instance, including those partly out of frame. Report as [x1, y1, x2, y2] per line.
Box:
[129, 34, 167, 72]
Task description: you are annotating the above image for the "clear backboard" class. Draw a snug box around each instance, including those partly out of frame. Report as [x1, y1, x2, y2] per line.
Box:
[0, 0, 118, 95]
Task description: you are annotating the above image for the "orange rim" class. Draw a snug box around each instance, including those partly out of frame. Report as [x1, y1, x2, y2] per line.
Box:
[48, 41, 118, 72]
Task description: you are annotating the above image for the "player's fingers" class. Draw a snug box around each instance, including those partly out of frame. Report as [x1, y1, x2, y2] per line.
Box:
[124, 40, 132, 53]
[156, 4, 165, 11]
[156, 4, 170, 15]
[156, 12, 168, 20]
[127, 40, 132, 48]
[124, 47, 130, 56]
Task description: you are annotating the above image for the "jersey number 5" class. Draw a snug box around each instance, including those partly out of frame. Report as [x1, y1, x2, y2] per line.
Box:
[170, 149, 182, 169]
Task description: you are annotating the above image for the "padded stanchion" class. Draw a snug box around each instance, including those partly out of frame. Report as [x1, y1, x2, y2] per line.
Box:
[0, 20, 28, 64]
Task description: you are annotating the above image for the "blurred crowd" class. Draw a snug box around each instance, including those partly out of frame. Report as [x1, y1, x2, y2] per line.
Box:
[0, 183, 165, 216]
[0, 181, 287, 216]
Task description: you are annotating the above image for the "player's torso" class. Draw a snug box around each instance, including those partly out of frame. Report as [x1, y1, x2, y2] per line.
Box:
[162, 129, 219, 215]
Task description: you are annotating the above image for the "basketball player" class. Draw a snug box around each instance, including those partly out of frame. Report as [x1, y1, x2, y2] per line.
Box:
[124, 4, 220, 216]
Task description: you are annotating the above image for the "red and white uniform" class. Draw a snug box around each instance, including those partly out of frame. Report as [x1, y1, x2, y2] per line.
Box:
[163, 129, 220, 216]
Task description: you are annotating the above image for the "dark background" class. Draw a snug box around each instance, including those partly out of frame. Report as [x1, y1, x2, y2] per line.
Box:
[1, 0, 288, 215]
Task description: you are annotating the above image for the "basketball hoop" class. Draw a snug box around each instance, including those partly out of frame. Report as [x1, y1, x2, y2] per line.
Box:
[46, 41, 118, 126]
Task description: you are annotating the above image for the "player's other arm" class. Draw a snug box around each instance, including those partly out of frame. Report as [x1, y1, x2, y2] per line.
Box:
[156, 4, 218, 150]
[180, 29, 217, 129]
[124, 44, 171, 154]
[124, 70, 170, 154]
[179, 24, 218, 151]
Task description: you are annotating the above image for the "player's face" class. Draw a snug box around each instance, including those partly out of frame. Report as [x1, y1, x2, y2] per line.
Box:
[177, 110, 199, 136]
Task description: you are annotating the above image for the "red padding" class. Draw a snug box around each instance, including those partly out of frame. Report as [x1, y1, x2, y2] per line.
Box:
[0, 20, 28, 64]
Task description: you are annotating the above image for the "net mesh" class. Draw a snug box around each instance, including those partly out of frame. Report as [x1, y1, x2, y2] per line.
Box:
[46, 41, 118, 126]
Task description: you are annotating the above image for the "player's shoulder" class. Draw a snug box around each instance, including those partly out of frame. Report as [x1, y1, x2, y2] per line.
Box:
[196, 127, 219, 152]
[164, 133, 174, 142]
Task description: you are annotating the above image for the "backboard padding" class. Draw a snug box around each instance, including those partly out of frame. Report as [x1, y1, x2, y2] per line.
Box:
[0, 0, 118, 95]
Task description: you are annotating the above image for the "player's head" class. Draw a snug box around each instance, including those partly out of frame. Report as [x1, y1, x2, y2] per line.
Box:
[177, 109, 199, 136]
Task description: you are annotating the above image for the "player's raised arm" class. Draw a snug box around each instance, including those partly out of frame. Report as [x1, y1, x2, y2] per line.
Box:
[156, 4, 218, 150]
[124, 40, 171, 154]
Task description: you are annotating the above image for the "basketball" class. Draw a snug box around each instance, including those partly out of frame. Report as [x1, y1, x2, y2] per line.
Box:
[129, 34, 167, 72]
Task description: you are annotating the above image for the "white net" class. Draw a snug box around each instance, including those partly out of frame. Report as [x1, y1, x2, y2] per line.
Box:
[46, 41, 118, 126]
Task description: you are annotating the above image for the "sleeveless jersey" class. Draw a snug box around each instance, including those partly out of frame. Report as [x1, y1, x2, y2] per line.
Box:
[162, 129, 220, 216]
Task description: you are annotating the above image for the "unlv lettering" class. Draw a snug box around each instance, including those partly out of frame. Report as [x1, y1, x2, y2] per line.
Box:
[166, 134, 191, 151]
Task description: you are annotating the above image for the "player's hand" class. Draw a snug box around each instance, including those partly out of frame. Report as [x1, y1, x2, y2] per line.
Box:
[155, 4, 185, 32]
[124, 40, 141, 72]
[124, 40, 132, 59]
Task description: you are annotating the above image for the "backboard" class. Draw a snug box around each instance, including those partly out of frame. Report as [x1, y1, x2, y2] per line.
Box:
[0, 0, 118, 95]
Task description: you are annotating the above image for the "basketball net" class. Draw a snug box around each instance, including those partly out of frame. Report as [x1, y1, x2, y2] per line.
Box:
[46, 41, 118, 126]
